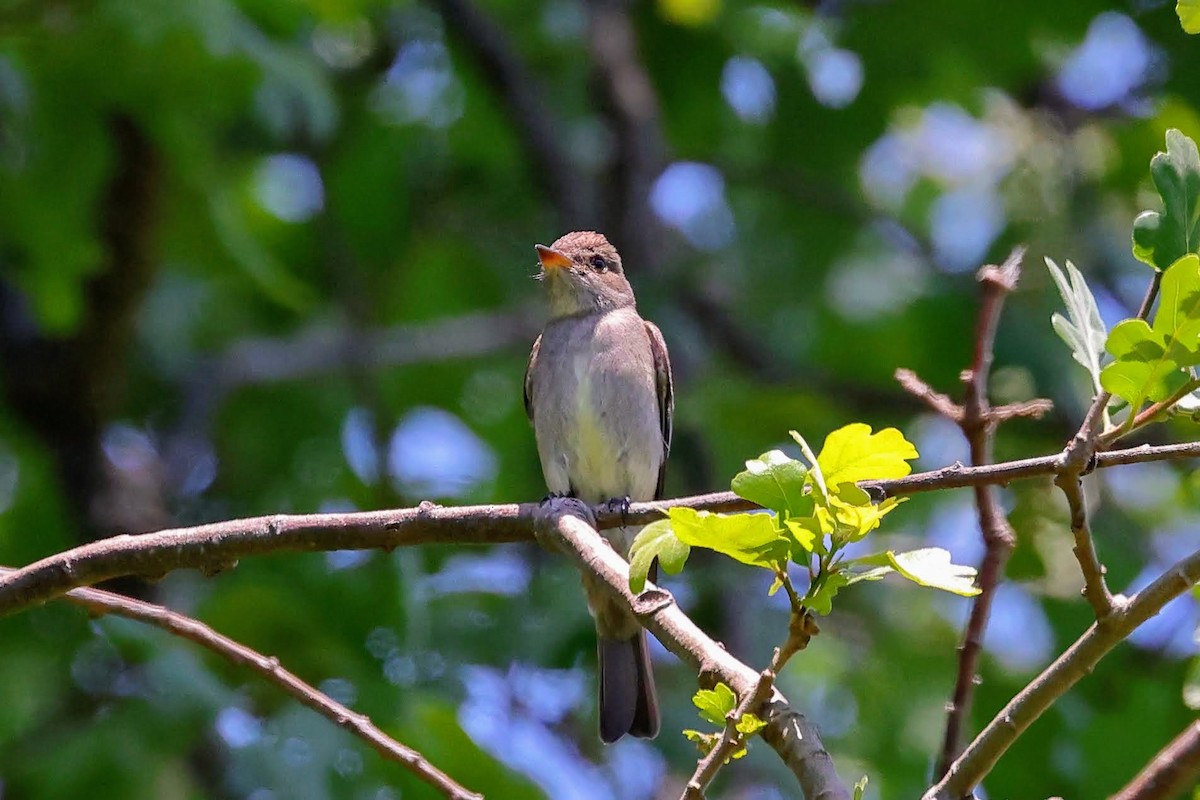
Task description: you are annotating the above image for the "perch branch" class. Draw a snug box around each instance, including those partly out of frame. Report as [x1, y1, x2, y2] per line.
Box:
[5, 442, 1200, 617]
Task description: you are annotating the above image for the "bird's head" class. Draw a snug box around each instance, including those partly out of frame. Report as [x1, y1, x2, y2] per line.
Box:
[535, 231, 636, 317]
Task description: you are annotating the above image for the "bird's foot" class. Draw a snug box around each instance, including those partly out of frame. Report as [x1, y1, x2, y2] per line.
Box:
[605, 496, 632, 527]
[539, 491, 572, 506]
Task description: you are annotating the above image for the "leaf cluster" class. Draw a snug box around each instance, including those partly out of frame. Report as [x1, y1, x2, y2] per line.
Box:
[1048, 130, 1200, 437]
[629, 423, 980, 608]
[682, 683, 767, 762]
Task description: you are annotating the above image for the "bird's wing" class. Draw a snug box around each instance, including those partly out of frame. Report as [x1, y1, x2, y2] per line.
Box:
[644, 321, 674, 499]
[523, 333, 542, 421]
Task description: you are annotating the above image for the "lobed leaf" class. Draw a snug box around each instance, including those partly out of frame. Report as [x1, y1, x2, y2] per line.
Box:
[692, 683, 737, 726]
[627, 519, 691, 593]
[731, 449, 811, 517]
[815, 423, 918, 488]
[1100, 255, 1200, 409]
[886, 548, 981, 596]
[1132, 129, 1200, 270]
[668, 507, 790, 570]
[1181, 0, 1200, 33]
[805, 571, 850, 615]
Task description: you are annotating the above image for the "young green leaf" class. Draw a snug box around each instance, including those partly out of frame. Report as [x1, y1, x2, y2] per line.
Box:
[853, 776, 869, 800]
[1100, 254, 1200, 409]
[735, 712, 767, 737]
[1099, 319, 1188, 410]
[682, 729, 720, 754]
[628, 519, 691, 593]
[1181, 0, 1200, 33]
[805, 570, 850, 615]
[814, 423, 919, 489]
[827, 492, 907, 544]
[1045, 257, 1108, 393]
[731, 449, 811, 516]
[886, 548, 981, 596]
[668, 507, 790, 570]
[692, 682, 737, 726]
[1132, 129, 1200, 270]
[784, 517, 819, 555]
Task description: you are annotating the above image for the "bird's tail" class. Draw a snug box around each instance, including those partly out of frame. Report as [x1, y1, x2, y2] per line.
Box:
[598, 630, 659, 743]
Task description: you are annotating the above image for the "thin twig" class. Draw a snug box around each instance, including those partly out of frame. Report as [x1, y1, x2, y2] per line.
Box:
[1109, 720, 1200, 800]
[681, 569, 820, 799]
[5, 442, 1200, 618]
[931, 247, 1024, 780]
[1098, 377, 1200, 448]
[1046, 262, 1170, 621]
[923, 547, 1200, 800]
[682, 657, 778, 800]
[0, 568, 482, 800]
[1053, 472, 1115, 617]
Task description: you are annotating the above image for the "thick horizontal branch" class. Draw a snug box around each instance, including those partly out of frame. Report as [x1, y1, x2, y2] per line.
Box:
[3, 441, 1200, 618]
[534, 499, 848, 800]
[924, 547, 1200, 800]
[1, 568, 481, 800]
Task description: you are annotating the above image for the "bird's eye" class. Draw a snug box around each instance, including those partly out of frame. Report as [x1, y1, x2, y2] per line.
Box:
[590, 255, 608, 271]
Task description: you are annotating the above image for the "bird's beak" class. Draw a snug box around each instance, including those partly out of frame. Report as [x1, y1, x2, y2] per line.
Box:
[535, 244, 572, 272]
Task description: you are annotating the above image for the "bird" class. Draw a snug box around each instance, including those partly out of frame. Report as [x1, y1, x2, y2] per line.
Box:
[523, 230, 673, 743]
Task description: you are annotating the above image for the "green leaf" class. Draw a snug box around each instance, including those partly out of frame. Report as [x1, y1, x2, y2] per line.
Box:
[735, 712, 767, 736]
[1151, 254, 1200, 346]
[1132, 130, 1200, 270]
[826, 484, 906, 544]
[806, 570, 850, 615]
[1099, 321, 1186, 410]
[682, 729, 720, 754]
[814, 423, 919, 488]
[731, 450, 811, 516]
[668, 507, 790, 570]
[886, 548, 981, 596]
[1101, 255, 1200, 409]
[692, 683, 737, 726]
[628, 519, 691, 593]
[1181, 0, 1200, 33]
[1045, 257, 1108, 392]
[844, 565, 894, 585]
[784, 518, 819, 555]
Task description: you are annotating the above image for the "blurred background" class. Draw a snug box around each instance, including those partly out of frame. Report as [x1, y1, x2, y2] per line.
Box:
[1, 0, 1198, 797]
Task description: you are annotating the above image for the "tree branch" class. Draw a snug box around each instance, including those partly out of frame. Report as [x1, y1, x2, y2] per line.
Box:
[1110, 720, 1200, 800]
[4, 440, 1200, 618]
[533, 498, 849, 800]
[0, 567, 482, 800]
[923, 547, 1200, 800]
[920, 248, 1027, 781]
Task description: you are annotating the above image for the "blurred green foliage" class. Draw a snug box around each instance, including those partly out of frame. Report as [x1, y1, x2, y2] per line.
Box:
[1, 0, 1198, 798]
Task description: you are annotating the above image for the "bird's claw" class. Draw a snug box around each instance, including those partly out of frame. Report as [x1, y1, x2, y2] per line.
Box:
[605, 496, 632, 526]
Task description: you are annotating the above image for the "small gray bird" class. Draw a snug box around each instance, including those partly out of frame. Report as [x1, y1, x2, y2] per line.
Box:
[524, 230, 673, 743]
